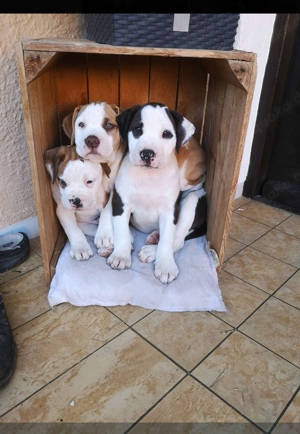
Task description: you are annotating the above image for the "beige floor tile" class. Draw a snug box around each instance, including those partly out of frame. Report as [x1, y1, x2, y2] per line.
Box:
[192, 332, 300, 431]
[107, 305, 153, 325]
[252, 229, 300, 268]
[223, 237, 246, 262]
[273, 392, 300, 433]
[240, 297, 300, 367]
[232, 196, 251, 211]
[0, 266, 50, 328]
[275, 270, 300, 309]
[29, 237, 42, 257]
[224, 247, 296, 293]
[214, 271, 269, 327]
[0, 250, 43, 285]
[234, 201, 291, 227]
[276, 214, 300, 239]
[0, 304, 128, 416]
[131, 376, 260, 433]
[228, 214, 270, 245]
[1, 329, 184, 423]
[133, 310, 230, 371]
[276, 392, 300, 424]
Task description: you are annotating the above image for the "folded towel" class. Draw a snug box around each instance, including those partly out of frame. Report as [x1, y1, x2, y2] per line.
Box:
[48, 228, 226, 312]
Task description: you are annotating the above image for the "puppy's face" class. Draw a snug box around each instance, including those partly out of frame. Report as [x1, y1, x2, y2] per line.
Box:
[63, 102, 121, 164]
[44, 146, 104, 211]
[117, 103, 195, 169]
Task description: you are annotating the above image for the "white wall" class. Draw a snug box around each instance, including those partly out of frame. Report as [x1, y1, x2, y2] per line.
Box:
[234, 13, 276, 197]
[0, 14, 84, 239]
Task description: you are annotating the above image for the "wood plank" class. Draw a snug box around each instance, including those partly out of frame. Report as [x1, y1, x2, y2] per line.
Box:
[25, 71, 60, 284]
[209, 85, 247, 267]
[148, 57, 179, 108]
[23, 51, 64, 83]
[119, 56, 150, 108]
[54, 53, 88, 145]
[200, 58, 246, 90]
[228, 60, 253, 91]
[177, 58, 208, 140]
[21, 38, 256, 62]
[87, 54, 119, 105]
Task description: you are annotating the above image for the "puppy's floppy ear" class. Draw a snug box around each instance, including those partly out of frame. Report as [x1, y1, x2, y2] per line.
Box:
[43, 146, 73, 184]
[62, 106, 83, 145]
[116, 105, 141, 143]
[109, 103, 122, 116]
[168, 109, 196, 153]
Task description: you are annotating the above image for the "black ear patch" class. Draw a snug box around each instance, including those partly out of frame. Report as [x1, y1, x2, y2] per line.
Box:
[166, 109, 186, 153]
[116, 105, 142, 144]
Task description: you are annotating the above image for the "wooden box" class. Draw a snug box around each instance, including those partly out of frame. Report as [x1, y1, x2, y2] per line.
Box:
[16, 38, 256, 285]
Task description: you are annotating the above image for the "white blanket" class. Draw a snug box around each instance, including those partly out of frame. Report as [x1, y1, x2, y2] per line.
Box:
[48, 228, 226, 312]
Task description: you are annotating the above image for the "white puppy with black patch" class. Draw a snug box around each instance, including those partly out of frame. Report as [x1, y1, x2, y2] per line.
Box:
[107, 103, 196, 284]
[44, 145, 108, 260]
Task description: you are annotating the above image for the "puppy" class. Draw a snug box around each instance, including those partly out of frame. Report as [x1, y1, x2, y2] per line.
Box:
[107, 102, 200, 284]
[62, 101, 126, 256]
[43, 145, 108, 260]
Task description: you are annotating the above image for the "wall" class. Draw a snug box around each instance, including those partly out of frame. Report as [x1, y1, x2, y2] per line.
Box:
[234, 13, 276, 197]
[0, 13, 276, 238]
[0, 14, 85, 238]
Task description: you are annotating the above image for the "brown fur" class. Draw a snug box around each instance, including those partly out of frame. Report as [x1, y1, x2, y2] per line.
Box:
[176, 136, 206, 187]
[43, 145, 78, 184]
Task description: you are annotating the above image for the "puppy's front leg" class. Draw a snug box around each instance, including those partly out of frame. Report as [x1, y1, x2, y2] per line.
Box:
[56, 205, 93, 260]
[107, 189, 132, 270]
[154, 212, 179, 284]
[94, 192, 114, 257]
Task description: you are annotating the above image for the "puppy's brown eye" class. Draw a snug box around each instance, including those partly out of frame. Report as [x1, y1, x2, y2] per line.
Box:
[162, 130, 173, 139]
[78, 122, 84, 128]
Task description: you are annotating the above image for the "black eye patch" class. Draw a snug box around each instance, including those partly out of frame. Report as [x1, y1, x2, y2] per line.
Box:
[132, 123, 143, 138]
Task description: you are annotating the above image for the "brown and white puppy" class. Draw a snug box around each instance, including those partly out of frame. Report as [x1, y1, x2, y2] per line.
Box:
[62, 102, 126, 256]
[44, 145, 108, 261]
[62, 102, 125, 193]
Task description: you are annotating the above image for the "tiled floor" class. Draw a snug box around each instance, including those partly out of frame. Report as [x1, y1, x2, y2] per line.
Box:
[0, 198, 300, 433]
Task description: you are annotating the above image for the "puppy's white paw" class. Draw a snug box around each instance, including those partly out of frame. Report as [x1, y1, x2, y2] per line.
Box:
[154, 258, 179, 284]
[70, 242, 93, 261]
[107, 253, 131, 270]
[94, 233, 114, 258]
[138, 244, 157, 263]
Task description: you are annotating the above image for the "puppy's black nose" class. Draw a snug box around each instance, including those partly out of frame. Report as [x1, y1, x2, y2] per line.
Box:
[140, 149, 155, 164]
[85, 135, 100, 149]
[69, 197, 82, 208]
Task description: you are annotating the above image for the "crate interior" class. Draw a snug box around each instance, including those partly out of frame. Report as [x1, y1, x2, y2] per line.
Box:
[19, 46, 254, 284]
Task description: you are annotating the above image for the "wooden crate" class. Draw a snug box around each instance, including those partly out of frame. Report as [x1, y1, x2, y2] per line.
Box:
[16, 38, 256, 285]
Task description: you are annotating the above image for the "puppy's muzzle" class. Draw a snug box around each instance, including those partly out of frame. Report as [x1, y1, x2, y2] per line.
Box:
[69, 197, 83, 209]
[140, 149, 156, 166]
[85, 135, 100, 150]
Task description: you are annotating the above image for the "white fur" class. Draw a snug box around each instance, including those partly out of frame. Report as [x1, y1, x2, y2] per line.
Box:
[107, 104, 195, 284]
[45, 158, 106, 261]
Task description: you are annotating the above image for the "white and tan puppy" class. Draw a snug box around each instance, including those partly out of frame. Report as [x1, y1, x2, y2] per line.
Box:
[107, 102, 198, 284]
[62, 102, 125, 256]
[44, 145, 108, 260]
[62, 102, 125, 193]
